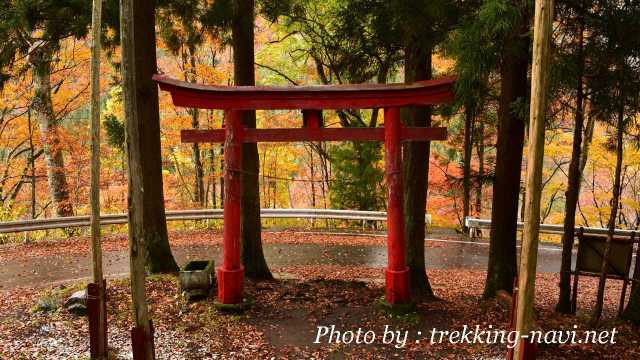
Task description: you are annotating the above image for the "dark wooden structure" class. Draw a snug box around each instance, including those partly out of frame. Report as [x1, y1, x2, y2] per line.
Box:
[571, 229, 638, 315]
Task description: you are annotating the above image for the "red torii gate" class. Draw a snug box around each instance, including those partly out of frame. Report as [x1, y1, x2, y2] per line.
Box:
[154, 74, 456, 306]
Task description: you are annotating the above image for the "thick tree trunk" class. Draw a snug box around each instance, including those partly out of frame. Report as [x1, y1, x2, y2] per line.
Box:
[233, 0, 272, 279]
[483, 18, 529, 298]
[557, 15, 585, 314]
[591, 95, 625, 326]
[30, 44, 74, 218]
[462, 103, 474, 231]
[120, 0, 155, 357]
[125, 0, 178, 274]
[402, 43, 434, 298]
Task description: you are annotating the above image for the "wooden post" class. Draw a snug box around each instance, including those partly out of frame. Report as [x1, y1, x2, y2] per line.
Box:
[120, 0, 154, 358]
[217, 110, 244, 304]
[384, 107, 410, 304]
[514, 0, 554, 359]
[89, 0, 107, 358]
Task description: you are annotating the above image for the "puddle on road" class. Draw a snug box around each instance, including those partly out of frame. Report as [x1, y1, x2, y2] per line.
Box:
[0, 241, 565, 290]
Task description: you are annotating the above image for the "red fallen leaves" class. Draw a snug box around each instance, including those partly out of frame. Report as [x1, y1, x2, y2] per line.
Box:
[0, 266, 638, 359]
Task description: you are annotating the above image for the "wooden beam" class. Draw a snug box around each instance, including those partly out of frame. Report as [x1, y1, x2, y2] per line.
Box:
[154, 74, 456, 110]
[181, 127, 447, 143]
[513, 0, 554, 359]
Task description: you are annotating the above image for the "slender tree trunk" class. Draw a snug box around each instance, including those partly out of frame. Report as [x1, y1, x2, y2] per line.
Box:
[191, 109, 205, 205]
[462, 102, 474, 231]
[184, 52, 205, 206]
[89, 0, 107, 355]
[580, 112, 595, 173]
[402, 43, 434, 298]
[557, 12, 585, 314]
[591, 93, 625, 326]
[30, 44, 74, 218]
[210, 148, 217, 208]
[484, 13, 529, 298]
[220, 146, 224, 206]
[233, 0, 272, 279]
[475, 119, 485, 216]
[123, 0, 178, 274]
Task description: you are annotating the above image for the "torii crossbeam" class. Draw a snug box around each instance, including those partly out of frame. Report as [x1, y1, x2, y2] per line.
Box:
[154, 74, 456, 306]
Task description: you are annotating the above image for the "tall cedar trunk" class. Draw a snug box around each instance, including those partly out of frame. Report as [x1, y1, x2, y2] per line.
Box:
[483, 16, 529, 298]
[557, 13, 585, 314]
[233, 0, 272, 279]
[402, 43, 434, 298]
[591, 93, 625, 325]
[475, 120, 485, 216]
[30, 44, 74, 218]
[120, 0, 154, 357]
[127, 0, 178, 274]
[462, 102, 473, 230]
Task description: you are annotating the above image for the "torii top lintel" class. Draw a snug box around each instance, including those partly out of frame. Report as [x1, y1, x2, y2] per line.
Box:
[153, 74, 456, 111]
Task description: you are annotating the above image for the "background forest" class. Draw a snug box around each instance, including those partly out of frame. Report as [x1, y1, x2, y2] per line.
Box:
[0, 0, 638, 240]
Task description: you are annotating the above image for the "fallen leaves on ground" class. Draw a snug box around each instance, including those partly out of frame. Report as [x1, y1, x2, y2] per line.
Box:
[0, 266, 637, 359]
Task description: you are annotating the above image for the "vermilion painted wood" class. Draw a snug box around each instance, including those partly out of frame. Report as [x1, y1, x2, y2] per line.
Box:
[217, 110, 244, 304]
[302, 109, 322, 128]
[153, 74, 455, 110]
[155, 75, 458, 306]
[181, 127, 447, 143]
[384, 107, 410, 304]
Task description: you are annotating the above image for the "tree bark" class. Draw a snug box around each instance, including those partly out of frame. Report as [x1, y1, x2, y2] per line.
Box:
[475, 119, 485, 216]
[184, 52, 205, 206]
[123, 0, 178, 274]
[191, 109, 205, 205]
[557, 12, 585, 314]
[462, 102, 473, 231]
[402, 43, 434, 298]
[89, 0, 107, 355]
[483, 13, 529, 299]
[591, 91, 625, 326]
[30, 44, 74, 218]
[233, 0, 272, 279]
[120, 0, 154, 357]
[513, 0, 553, 355]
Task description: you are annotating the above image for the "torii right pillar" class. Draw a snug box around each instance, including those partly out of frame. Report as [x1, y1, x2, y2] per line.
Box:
[384, 107, 410, 304]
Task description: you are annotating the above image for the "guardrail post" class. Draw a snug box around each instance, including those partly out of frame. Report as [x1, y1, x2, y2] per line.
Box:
[217, 110, 244, 304]
[384, 107, 410, 305]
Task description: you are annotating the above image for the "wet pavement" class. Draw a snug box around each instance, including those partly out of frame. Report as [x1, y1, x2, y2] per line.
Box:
[0, 233, 571, 290]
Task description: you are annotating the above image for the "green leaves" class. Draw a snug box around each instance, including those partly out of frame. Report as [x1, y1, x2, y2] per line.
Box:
[103, 114, 125, 152]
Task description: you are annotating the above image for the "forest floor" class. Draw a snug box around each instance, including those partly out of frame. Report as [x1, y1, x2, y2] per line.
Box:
[0, 230, 635, 359]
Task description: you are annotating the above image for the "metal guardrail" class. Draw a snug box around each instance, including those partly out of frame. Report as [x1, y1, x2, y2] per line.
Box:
[0, 209, 432, 234]
[464, 217, 637, 238]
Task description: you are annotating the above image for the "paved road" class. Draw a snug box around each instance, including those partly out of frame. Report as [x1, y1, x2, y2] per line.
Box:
[0, 231, 573, 290]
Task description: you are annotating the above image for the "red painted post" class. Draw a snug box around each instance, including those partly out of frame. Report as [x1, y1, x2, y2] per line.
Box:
[217, 110, 244, 304]
[384, 107, 410, 304]
[302, 110, 323, 129]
